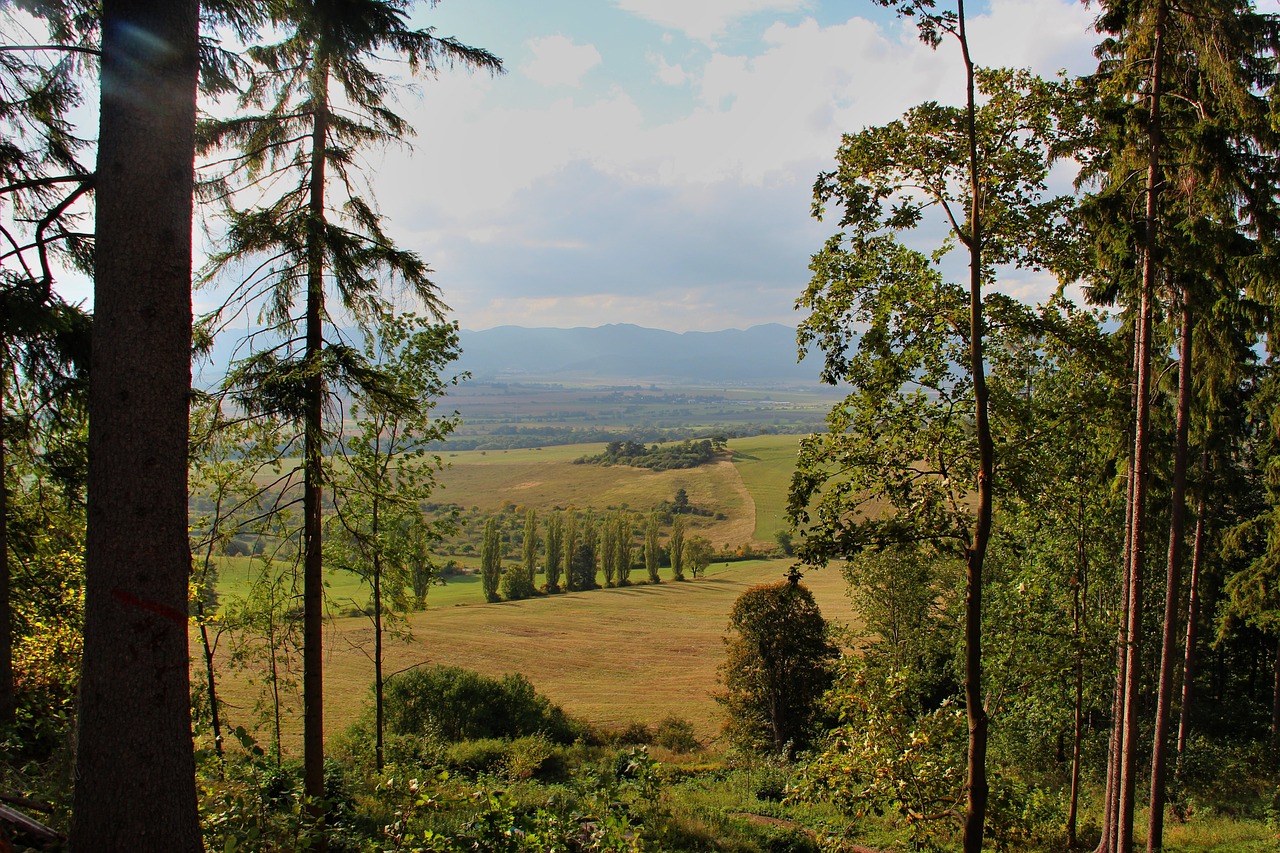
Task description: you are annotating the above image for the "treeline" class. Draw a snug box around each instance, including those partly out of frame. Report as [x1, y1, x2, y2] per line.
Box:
[574, 437, 728, 470]
[425, 424, 797, 451]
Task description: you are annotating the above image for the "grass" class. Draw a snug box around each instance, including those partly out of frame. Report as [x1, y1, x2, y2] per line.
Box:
[729, 434, 803, 543]
[432, 440, 762, 550]
[212, 557, 855, 755]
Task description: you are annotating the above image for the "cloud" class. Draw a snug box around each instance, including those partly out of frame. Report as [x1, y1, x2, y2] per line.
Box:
[522, 35, 602, 87]
[613, 0, 811, 43]
[375, 0, 1101, 330]
[648, 53, 688, 86]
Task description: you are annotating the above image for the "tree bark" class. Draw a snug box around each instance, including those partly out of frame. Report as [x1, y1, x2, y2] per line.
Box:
[70, 1, 202, 849]
[1148, 291, 1192, 852]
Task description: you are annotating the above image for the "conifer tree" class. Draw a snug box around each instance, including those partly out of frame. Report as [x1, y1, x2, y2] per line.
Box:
[197, 1, 500, 821]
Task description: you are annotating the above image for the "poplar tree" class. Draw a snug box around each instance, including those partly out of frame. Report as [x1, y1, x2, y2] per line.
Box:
[522, 507, 539, 588]
[645, 513, 661, 583]
[481, 516, 502, 603]
[669, 515, 686, 581]
[544, 510, 564, 593]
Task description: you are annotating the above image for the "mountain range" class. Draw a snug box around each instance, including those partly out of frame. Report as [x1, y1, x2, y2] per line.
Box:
[454, 323, 819, 385]
[196, 323, 824, 388]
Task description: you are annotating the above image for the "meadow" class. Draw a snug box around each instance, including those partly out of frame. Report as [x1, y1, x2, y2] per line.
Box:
[211, 434, 825, 749]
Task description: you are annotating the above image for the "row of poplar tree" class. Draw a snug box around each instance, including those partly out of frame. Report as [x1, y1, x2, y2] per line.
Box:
[479, 509, 715, 602]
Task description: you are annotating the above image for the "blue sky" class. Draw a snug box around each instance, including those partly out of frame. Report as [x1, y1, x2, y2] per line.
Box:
[358, 0, 1108, 332]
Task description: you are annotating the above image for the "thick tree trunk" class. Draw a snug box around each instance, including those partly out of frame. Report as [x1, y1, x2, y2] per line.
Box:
[1148, 294, 1192, 852]
[70, 1, 202, 849]
[303, 53, 331, 850]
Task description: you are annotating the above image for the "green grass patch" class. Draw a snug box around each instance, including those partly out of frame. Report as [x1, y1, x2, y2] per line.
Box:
[730, 434, 803, 543]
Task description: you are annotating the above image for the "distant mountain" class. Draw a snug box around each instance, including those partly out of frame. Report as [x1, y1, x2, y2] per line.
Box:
[454, 323, 819, 385]
[194, 322, 824, 388]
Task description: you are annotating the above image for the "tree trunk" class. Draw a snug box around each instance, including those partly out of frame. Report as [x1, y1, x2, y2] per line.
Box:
[1116, 5, 1167, 850]
[1174, 464, 1207, 783]
[1068, 485, 1088, 847]
[70, 1, 202, 849]
[1271, 638, 1280, 749]
[197, 603, 224, 760]
[303, 51, 331, 850]
[1148, 292, 1192, 852]
[1098, 326, 1142, 853]
[957, 5, 990, 851]
[0, 365, 12, 725]
[373, 500, 384, 771]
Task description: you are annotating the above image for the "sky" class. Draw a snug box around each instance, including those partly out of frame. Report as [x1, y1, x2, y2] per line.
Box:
[359, 0, 1105, 333]
[26, 1, 1278, 333]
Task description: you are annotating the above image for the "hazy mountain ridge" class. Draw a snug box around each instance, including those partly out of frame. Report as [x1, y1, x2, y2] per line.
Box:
[455, 323, 819, 385]
[196, 322, 822, 387]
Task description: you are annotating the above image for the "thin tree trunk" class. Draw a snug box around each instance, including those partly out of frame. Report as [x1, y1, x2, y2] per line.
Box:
[1271, 638, 1280, 748]
[957, 4, 990, 851]
[1174, 463, 1207, 781]
[1068, 484, 1088, 847]
[1116, 4, 1167, 849]
[303, 51, 331, 850]
[1148, 292, 1192, 852]
[0, 364, 12, 725]
[1098, 325, 1143, 853]
[373, 498, 384, 771]
[197, 603, 224, 760]
[70, 1, 202, 849]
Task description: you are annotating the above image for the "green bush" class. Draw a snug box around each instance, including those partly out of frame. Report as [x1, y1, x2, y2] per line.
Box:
[654, 715, 700, 754]
[383, 664, 578, 744]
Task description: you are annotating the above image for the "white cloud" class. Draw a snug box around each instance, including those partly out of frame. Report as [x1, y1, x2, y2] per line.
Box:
[649, 53, 688, 86]
[522, 35, 602, 87]
[613, 0, 811, 42]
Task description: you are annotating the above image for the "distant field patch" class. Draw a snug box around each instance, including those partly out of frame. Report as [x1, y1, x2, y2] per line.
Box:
[729, 434, 803, 543]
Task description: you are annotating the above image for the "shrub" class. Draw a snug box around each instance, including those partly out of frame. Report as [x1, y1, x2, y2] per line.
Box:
[717, 578, 839, 757]
[616, 721, 654, 745]
[383, 664, 578, 744]
[654, 715, 700, 755]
